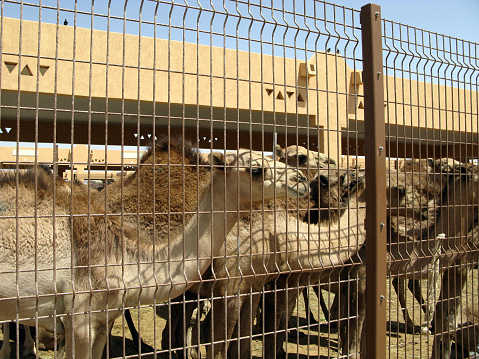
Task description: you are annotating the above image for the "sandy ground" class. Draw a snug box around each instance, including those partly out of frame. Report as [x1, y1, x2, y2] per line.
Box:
[1, 268, 477, 358]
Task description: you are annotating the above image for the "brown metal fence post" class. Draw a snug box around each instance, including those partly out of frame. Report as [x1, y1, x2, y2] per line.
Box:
[361, 4, 387, 358]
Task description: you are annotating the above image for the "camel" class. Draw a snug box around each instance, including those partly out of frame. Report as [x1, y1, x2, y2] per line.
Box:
[338, 159, 479, 358]
[275, 144, 341, 327]
[387, 158, 454, 335]
[276, 146, 453, 336]
[256, 166, 367, 359]
[156, 145, 340, 358]
[263, 156, 462, 358]
[0, 136, 308, 358]
[429, 162, 479, 358]
[176, 166, 366, 359]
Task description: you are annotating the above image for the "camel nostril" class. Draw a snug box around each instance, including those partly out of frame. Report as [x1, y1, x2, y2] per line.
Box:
[293, 173, 307, 184]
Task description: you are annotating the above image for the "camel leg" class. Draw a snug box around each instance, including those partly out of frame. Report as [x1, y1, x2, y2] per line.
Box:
[161, 292, 197, 358]
[227, 291, 262, 359]
[92, 324, 109, 359]
[339, 263, 366, 356]
[320, 288, 340, 332]
[422, 273, 439, 335]
[393, 277, 418, 334]
[263, 282, 287, 358]
[187, 299, 211, 359]
[408, 279, 427, 314]
[431, 264, 470, 359]
[64, 314, 93, 359]
[329, 290, 340, 321]
[23, 325, 36, 357]
[0, 323, 11, 359]
[318, 289, 330, 322]
[206, 292, 243, 359]
[423, 239, 442, 334]
[238, 293, 262, 359]
[263, 276, 302, 359]
[124, 309, 154, 353]
[188, 300, 210, 359]
[206, 295, 227, 359]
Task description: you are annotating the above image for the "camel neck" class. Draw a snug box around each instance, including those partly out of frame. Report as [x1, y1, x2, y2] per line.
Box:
[132, 172, 240, 303]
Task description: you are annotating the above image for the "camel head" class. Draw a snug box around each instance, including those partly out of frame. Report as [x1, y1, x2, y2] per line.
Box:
[436, 158, 479, 207]
[209, 149, 309, 208]
[275, 144, 337, 180]
[306, 168, 365, 224]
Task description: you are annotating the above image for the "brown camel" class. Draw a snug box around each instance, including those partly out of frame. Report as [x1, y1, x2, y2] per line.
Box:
[0, 136, 308, 358]
[277, 146, 454, 336]
[274, 144, 342, 327]
[338, 160, 479, 358]
[264, 154, 461, 358]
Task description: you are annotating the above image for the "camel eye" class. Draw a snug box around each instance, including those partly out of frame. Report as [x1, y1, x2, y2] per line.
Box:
[329, 159, 336, 166]
[297, 155, 307, 164]
[249, 167, 264, 178]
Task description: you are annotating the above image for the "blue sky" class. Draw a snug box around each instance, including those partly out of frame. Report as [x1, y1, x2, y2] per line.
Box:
[353, 0, 478, 44]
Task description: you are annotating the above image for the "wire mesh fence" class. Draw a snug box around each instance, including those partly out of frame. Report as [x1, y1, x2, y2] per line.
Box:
[0, 1, 477, 358]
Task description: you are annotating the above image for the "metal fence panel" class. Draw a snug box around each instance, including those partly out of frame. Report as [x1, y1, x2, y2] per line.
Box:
[0, 1, 477, 359]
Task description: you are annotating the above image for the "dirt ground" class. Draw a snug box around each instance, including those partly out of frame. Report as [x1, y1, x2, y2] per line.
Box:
[1, 268, 477, 358]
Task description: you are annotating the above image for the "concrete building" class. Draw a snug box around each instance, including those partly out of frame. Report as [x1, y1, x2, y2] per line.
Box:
[1, 16, 478, 180]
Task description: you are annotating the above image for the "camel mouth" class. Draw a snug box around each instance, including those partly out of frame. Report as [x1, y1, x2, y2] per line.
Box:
[287, 182, 309, 198]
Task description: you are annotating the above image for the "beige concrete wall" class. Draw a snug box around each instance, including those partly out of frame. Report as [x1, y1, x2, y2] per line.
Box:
[1, 17, 349, 116]
[0, 145, 141, 182]
[1, 16, 478, 164]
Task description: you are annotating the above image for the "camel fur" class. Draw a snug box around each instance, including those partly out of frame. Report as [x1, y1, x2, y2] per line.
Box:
[0, 136, 308, 359]
[185, 167, 366, 359]
[158, 145, 341, 358]
[339, 159, 479, 358]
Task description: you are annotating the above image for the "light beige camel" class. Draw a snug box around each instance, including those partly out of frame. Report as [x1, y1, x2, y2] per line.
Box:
[167, 167, 366, 359]
[258, 165, 367, 359]
[159, 145, 340, 358]
[0, 136, 308, 359]
[339, 159, 479, 358]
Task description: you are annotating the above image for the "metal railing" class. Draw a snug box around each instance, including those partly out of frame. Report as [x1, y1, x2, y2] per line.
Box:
[0, 1, 477, 358]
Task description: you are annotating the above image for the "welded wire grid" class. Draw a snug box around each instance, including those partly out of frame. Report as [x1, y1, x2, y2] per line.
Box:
[383, 17, 479, 359]
[1, 0, 478, 359]
[0, 0, 365, 358]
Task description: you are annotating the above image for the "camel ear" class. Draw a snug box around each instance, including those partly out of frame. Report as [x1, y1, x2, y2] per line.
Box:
[209, 152, 235, 169]
[210, 152, 226, 169]
[435, 158, 456, 174]
[275, 144, 285, 159]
